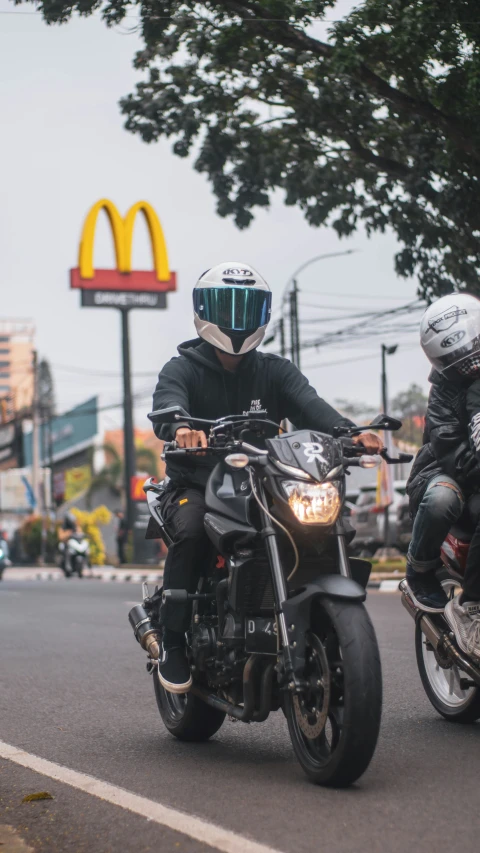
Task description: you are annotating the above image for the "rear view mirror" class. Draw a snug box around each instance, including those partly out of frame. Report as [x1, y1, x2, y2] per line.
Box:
[148, 406, 191, 424]
[369, 413, 402, 431]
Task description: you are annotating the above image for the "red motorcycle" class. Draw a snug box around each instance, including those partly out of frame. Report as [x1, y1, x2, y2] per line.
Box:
[401, 523, 480, 722]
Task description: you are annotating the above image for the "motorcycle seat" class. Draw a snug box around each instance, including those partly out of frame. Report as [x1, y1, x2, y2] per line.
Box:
[449, 524, 473, 542]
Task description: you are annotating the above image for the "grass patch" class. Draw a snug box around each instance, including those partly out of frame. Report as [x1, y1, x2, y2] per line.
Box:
[370, 558, 406, 573]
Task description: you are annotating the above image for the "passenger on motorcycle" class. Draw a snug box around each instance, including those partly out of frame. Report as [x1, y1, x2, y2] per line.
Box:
[59, 511, 81, 574]
[407, 293, 480, 660]
[152, 262, 383, 693]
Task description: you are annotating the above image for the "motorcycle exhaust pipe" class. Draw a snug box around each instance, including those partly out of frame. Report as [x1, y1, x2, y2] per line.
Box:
[399, 579, 441, 650]
[128, 605, 161, 661]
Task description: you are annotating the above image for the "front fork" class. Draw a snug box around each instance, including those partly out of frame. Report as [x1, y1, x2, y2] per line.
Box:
[255, 477, 351, 688]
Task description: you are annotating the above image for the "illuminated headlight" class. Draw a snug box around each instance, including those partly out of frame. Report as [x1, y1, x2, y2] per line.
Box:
[282, 480, 341, 525]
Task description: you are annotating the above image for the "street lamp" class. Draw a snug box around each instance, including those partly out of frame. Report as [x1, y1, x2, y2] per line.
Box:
[282, 249, 358, 302]
[264, 249, 359, 367]
[381, 343, 398, 548]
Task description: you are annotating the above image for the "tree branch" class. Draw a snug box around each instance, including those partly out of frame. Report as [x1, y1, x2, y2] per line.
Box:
[212, 0, 480, 162]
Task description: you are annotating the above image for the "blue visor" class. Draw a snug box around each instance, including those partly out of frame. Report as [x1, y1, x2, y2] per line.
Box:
[193, 287, 271, 331]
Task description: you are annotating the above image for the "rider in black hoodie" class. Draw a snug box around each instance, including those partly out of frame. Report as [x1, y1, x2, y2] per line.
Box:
[151, 262, 382, 693]
[152, 337, 358, 488]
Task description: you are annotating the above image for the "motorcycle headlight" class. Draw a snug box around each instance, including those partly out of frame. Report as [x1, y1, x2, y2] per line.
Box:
[281, 480, 341, 525]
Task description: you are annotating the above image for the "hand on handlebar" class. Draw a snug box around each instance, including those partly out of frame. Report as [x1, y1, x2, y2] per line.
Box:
[352, 432, 383, 454]
[175, 427, 208, 453]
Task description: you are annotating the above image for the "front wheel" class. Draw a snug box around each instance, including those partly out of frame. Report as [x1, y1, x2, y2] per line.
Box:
[153, 669, 225, 741]
[415, 622, 480, 722]
[284, 599, 382, 787]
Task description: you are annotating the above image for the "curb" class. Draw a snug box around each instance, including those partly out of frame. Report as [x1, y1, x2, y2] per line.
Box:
[369, 579, 401, 592]
[2, 571, 401, 591]
[1, 568, 164, 584]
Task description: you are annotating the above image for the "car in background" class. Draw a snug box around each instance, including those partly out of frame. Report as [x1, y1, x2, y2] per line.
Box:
[396, 493, 413, 551]
[350, 481, 407, 556]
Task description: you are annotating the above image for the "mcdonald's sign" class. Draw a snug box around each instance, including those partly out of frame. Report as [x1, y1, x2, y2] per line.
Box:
[70, 199, 176, 294]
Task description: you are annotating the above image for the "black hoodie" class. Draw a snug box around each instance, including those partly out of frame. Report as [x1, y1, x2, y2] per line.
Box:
[152, 339, 353, 488]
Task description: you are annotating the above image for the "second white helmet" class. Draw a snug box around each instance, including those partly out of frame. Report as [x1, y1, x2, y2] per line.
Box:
[420, 293, 480, 377]
[193, 262, 272, 355]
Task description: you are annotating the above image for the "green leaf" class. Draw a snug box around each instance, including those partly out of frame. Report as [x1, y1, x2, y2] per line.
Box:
[20, 0, 480, 296]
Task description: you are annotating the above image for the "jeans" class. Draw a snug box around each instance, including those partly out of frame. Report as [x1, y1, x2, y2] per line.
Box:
[408, 474, 480, 600]
[408, 474, 464, 572]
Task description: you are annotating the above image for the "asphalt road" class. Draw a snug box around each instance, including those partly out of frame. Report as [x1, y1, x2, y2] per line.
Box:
[1, 581, 479, 853]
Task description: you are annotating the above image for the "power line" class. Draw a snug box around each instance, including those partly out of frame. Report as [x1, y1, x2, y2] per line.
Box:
[299, 300, 424, 352]
[302, 343, 419, 371]
[299, 290, 413, 301]
[2, 11, 479, 23]
[299, 303, 376, 312]
[299, 311, 374, 324]
[51, 363, 158, 378]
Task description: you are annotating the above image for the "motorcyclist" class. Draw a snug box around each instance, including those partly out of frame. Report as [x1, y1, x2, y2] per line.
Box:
[152, 261, 383, 693]
[406, 293, 480, 661]
[59, 511, 80, 575]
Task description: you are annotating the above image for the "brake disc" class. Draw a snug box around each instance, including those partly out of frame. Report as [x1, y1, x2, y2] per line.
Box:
[293, 635, 331, 740]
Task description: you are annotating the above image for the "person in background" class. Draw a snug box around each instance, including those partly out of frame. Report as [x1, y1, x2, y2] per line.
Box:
[58, 512, 81, 574]
[116, 510, 128, 565]
[406, 293, 480, 661]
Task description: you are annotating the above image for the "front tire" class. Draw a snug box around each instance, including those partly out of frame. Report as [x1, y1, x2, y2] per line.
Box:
[153, 670, 225, 741]
[284, 599, 382, 787]
[415, 622, 480, 722]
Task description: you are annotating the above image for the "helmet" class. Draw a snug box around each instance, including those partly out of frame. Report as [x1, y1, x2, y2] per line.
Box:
[64, 512, 77, 530]
[420, 293, 480, 378]
[193, 262, 272, 355]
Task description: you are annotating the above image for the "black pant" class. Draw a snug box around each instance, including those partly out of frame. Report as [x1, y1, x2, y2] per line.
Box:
[117, 538, 127, 565]
[161, 486, 211, 632]
[464, 494, 480, 601]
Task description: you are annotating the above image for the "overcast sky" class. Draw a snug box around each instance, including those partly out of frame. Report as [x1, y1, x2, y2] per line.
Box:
[0, 1, 430, 432]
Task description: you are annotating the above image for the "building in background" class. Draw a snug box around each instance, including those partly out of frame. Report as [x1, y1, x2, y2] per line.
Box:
[0, 319, 35, 417]
[22, 396, 98, 505]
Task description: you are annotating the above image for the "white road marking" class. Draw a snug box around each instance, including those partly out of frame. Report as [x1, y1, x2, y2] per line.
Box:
[0, 741, 282, 853]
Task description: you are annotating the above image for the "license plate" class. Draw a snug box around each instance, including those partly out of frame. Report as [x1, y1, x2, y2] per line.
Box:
[245, 617, 277, 655]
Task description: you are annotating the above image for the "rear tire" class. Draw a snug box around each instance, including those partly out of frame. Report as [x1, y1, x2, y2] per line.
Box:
[415, 623, 480, 722]
[153, 670, 226, 741]
[284, 599, 382, 787]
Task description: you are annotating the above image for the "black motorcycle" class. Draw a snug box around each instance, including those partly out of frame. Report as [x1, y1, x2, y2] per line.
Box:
[129, 407, 410, 787]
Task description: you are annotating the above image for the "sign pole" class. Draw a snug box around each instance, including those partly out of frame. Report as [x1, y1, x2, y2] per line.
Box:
[121, 309, 136, 549]
[70, 199, 178, 566]
[31, 349, 40, 510]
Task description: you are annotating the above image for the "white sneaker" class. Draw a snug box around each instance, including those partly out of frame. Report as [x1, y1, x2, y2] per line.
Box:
[445, 594, 480, 662]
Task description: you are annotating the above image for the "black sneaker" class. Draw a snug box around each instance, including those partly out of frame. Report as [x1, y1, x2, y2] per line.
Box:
[158, 646, 192, 694]
[405, 564, 448, 612]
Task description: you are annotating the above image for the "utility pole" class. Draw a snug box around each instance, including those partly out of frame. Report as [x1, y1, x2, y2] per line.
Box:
[121, 310, 136, 547]
[279, 317, 286, 358]
[31, 349, 40, 513]
[289, 279, 301, 368]
[381, 344, 398, 548]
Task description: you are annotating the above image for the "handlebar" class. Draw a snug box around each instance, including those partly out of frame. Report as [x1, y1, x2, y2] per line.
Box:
[380, 448, 414, 464]
[163, 441, 414, 466]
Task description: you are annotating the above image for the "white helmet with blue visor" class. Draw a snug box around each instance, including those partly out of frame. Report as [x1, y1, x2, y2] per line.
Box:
[193, 262, 272, 355]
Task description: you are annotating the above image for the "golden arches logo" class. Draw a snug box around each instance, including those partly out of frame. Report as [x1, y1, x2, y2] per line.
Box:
[71, 199, 176, 293]
[79, 199, 170, 281]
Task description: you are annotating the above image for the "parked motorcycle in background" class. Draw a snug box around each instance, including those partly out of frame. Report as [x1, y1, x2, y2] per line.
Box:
[401, 526, 480, 722]
[58, 532, 89, 578]
[129, 407, 411, 787]
[0, 533, 11, 580]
